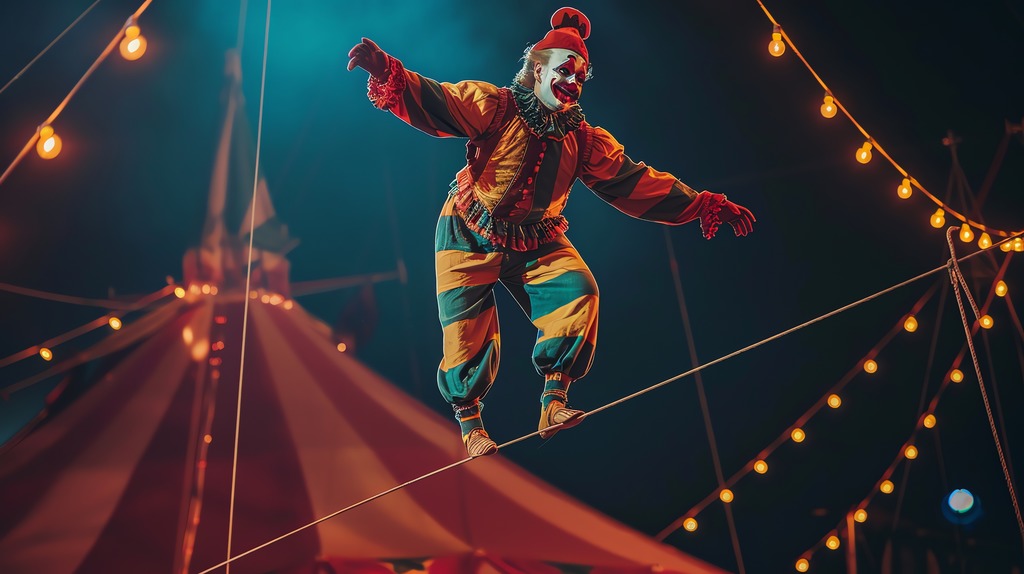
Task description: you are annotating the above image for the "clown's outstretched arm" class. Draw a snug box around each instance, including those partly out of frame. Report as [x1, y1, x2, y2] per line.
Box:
[346, 37, 502, 140]
[579, 126, 755, 239]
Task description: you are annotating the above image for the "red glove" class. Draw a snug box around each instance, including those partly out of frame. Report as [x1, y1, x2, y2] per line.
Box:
[346, 37, 390, 79]
[700, 193, 755, 239]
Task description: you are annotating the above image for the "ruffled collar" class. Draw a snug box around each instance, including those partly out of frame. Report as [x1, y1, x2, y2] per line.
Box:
[510, 82, 585, 139]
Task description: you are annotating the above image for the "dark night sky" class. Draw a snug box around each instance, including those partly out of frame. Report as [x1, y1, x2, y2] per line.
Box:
[2, 1, 1024, 572]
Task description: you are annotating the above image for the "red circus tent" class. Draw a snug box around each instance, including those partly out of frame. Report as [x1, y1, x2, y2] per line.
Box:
[0, 291, 729, 574]
[0, 52, 729, 574]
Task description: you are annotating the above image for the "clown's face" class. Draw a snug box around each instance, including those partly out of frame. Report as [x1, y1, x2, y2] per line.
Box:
[533, 48, 587, 111]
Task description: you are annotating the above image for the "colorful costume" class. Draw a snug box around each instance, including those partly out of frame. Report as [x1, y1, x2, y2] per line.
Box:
[348, 7, 754, 456]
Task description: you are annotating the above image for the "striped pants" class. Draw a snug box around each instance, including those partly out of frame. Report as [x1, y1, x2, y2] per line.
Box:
[435, 195, 599, 406]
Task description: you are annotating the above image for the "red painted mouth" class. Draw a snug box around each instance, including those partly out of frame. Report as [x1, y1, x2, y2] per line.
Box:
[552, 82, 579, 104]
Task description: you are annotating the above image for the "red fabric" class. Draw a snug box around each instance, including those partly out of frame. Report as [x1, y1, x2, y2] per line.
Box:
[533, 27, 588, 63]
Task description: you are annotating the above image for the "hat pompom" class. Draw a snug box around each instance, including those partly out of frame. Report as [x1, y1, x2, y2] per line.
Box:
[550, 7, 590, 40]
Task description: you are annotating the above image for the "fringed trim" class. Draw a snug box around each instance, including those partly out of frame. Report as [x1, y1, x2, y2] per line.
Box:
[700, 192, 729, 240]
[510, 82, 585, 139]
[367, 56, 407, 111]
[451, 180, 568, 251]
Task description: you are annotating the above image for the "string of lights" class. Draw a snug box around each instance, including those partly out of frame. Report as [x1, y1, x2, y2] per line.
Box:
[755, 0, 1023, 247]
[658, 248, 1015, 571]
[0, 0, 153, 186]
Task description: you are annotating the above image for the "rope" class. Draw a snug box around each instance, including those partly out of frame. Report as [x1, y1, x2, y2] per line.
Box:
[944, 227, 1024, 550]
[225, 1, 271, 571]
[199, 246, 1001, 571]
[0, 0, 102, 96]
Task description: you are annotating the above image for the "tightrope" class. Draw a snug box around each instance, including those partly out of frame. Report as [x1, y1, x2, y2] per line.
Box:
[198, 236, 1015, 573]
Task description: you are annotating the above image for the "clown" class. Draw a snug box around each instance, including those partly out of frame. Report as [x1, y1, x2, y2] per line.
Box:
[347, 7, 755, 457]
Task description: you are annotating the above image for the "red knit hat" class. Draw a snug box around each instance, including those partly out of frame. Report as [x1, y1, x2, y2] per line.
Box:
[533, 7, 591, 65]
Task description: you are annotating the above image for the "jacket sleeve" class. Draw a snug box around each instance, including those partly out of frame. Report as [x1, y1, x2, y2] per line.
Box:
[366, 57, 502, 140]
[579, 125, 712, 225]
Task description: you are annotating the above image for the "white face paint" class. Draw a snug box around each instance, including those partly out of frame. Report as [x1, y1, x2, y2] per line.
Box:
[533, 48, 587, 111]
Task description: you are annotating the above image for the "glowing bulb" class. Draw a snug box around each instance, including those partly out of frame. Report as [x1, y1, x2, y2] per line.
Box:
[979, 315, 993, 329]
[930, 208, 946, 228]
[791, 428, 806, 443]
[863, 359, 877, 374]
[337, 342, 348, 352]
[719, 488, 734, 503]
[959, 224, 974, 243]
[995, 280, 1007, 297]
[120, 31, 148, 61]
[904, 445, 918, 459]
[1001, 239, 1013, 252]
[754, 459, 768, 474]
[854, 508, 868, 522]
[683, 517, 698, 532]
[769, 27, 786, 57]
[795, 558, 809, 572]
[904, 315, 918, 332]
[820, 94, 837, 118]
[978, 232, 992, 249]
[108, 317, 122, 330]
[855, 141, 873, 164]
[827, 393, 841, 409]
[897, 178, 913, 199]
[826, 534, 840, 550]
[174, 286, 186, 298]
[950, 368, 964, 383]
[39, 347, 53, 361]
[35, 125, 62, 159]
[923, 413, 936, 428]
[1014, 237, 1024, 252]
[880, 479, 895, 494]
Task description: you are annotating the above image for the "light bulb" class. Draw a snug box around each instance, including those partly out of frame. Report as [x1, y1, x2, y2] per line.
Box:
[754, 459, 769, 474]
[719, 488, 734, 503]
[769, 27, 786, 57]
[904, 315, 918, 332]
[1014, 237, 1024, 252]
[959, 224, 974, 243]
[923, 413, 936, 428]
[826, 535, 840, 550]
[880, 479, 895, 494]
[995, 280, 1007, 297]
[904, 445, 918, 459]
[174, 286, 186, 298]
[863, 359, 878, 374]
[897, 178, 913, 199]
[795, 558, 809, 572]
[39, 347, 53, 361]
[120, 18, 147, 61]
[979, 315, 993, 329]
[856, 141, 873, 164]
[108, 317, 122, 330]
[36, 125, 62, 159]
[978, 232, 992, 249]
[930, 208, 946, 228]
[854, 508, 868, 522]
[820, 94, 837, 118]
[1001, 240, 1013, 252]
[827, 393, 841, 409]
[683, 517, 698, 532]
[791, 428, 806, 443]
[950, 368, 964, 383]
